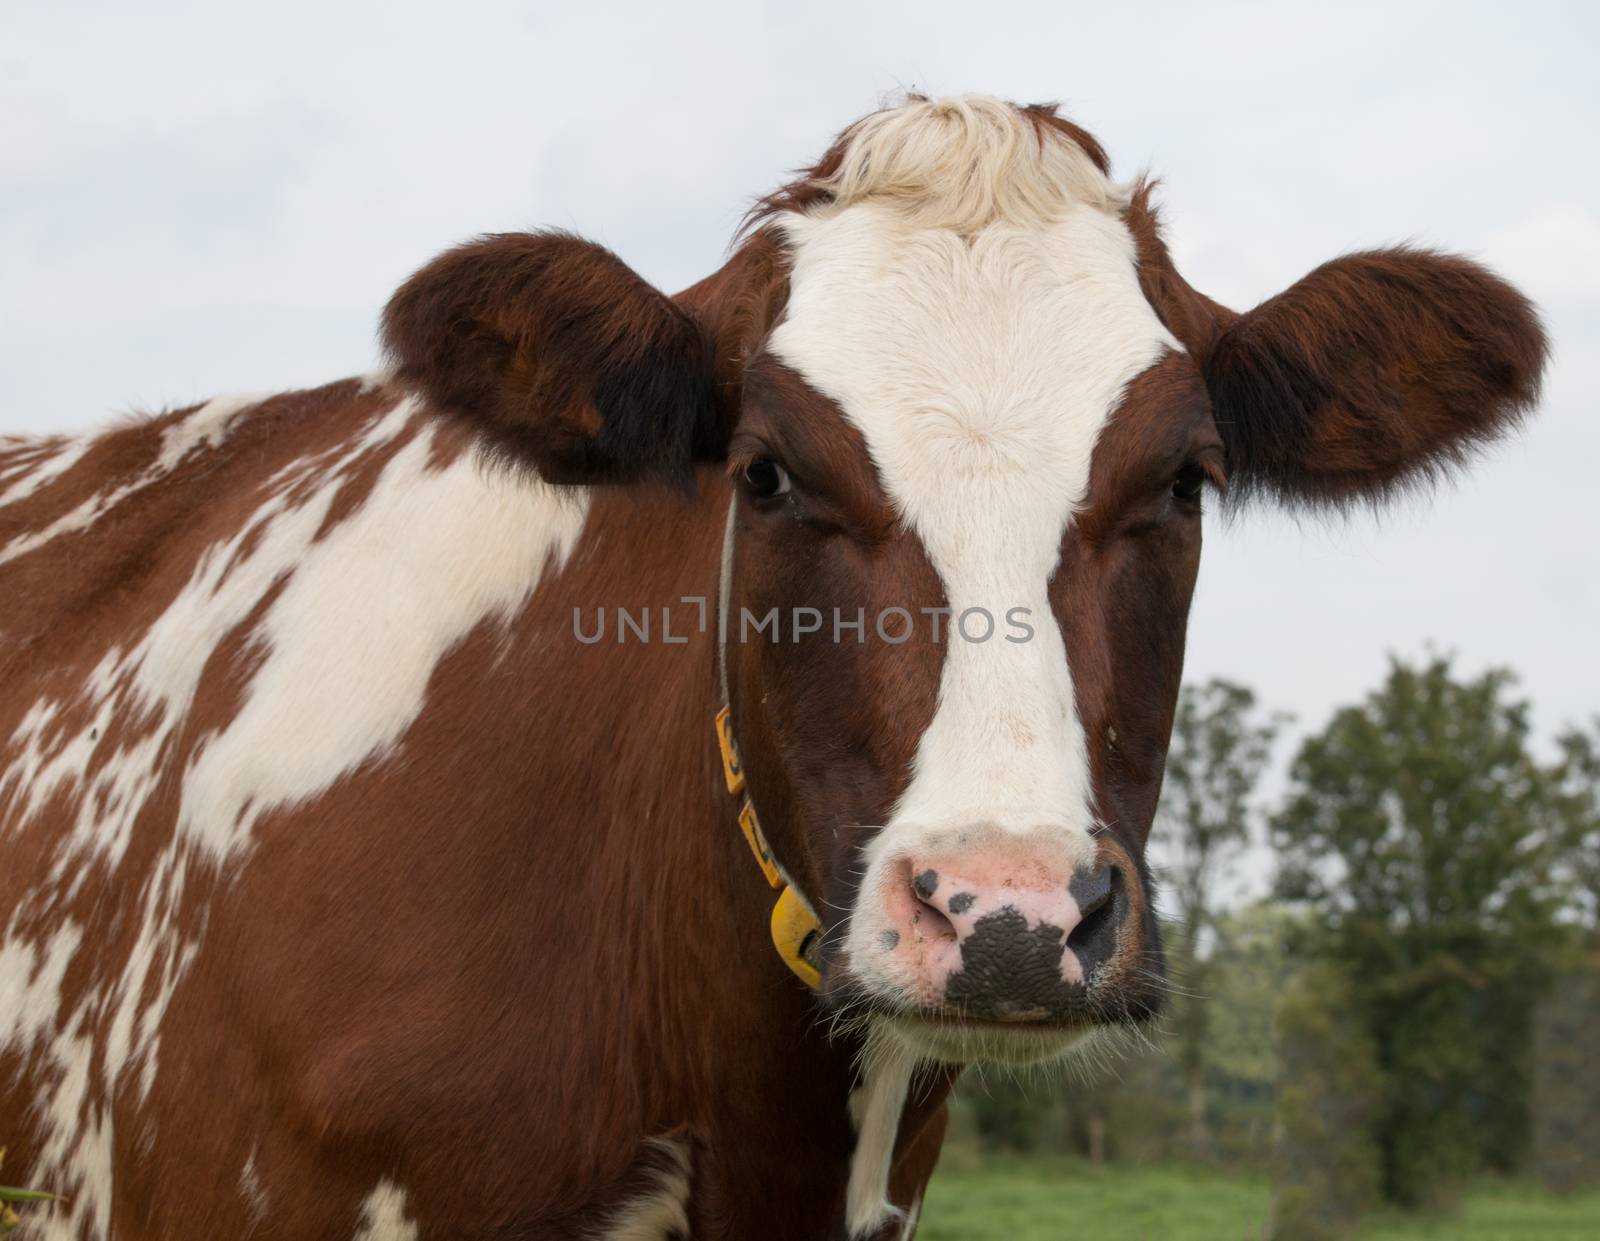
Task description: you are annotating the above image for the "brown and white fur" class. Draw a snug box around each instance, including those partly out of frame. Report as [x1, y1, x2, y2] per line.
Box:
[1, 95, 1544, 1239]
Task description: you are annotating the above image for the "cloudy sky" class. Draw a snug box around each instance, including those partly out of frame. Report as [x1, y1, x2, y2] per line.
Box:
[5, 1, 1596, 889]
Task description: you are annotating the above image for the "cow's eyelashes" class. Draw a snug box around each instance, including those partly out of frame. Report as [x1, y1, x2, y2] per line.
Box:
[742, 458, 792, 502]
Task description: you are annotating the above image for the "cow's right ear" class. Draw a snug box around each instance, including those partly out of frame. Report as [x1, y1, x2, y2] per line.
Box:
[382, 231, 728, 485]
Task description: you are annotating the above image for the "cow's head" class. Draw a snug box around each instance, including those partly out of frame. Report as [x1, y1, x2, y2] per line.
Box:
[383, 97, 1544, 1063]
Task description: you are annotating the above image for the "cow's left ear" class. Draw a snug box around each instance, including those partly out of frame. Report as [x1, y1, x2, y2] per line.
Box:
[382, 231, 729, 485]
[1198, 248, 1547, 506]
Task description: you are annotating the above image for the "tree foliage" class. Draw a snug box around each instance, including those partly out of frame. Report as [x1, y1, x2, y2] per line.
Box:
[1270, 961, 1383, 1241]
[1154, 679, 1286, 1151]
[1206, 904, 1299, 1096]
[1531, 955, 1600, 1194]
[1272, 654, 1578, 1206]
[1533, 723, 1600, 1192]
[1550, 718, 1600, 938]
[1160, 680, 1288, 950]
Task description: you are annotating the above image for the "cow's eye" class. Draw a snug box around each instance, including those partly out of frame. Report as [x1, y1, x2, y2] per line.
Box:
[1172, 462, 1206, 503]
[743, 458, 791, 500]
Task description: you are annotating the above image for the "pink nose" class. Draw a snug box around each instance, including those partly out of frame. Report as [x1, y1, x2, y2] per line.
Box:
[884, 848, 1122, 1017]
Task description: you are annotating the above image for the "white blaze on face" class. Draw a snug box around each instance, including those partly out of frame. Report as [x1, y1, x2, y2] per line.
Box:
[768, 174, 1176, 1007]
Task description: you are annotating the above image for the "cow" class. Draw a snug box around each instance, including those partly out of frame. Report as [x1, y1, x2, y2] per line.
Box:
[0, 94, 1544, 1240]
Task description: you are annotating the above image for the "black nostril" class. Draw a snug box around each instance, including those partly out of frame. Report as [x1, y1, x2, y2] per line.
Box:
[905, 865, 957, 942]
[1066, 865, 1120, 957]
[1068, 894, 1115, 952]
[1068, 864, 1114, 918]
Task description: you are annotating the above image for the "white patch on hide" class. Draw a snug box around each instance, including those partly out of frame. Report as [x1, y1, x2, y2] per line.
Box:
[1, 391, 592, 1239]
[0, 438, 90, 509]
[353, 1180, 419, 1241]
[0, 393, 262, 567]
[594, 1138, 692, 1240]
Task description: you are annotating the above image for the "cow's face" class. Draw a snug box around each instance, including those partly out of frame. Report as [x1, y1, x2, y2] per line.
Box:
[719, 206, 1216, 1060]
[383, 97, 1544, 1065]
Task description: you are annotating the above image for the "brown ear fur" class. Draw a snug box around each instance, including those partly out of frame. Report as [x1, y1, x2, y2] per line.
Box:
[1203, 248, 1547, 506]
[382, 231, 724, 485]
[1129, 189, 1546, 506]
[672, 227, 790, 428]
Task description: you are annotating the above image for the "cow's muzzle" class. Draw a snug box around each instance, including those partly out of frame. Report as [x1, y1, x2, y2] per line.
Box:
[835, 829, 1161, 1056]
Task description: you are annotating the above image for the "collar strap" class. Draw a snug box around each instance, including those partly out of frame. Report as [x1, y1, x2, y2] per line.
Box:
[715, 499, 822, 991]
[715, 708, 822, 990]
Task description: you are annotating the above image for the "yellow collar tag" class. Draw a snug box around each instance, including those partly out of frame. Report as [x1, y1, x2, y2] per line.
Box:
[714, 706, 745, 795]
[716, 707, 823, 991]
[771, 886, 823, 990]
[738, 799, 783, 889]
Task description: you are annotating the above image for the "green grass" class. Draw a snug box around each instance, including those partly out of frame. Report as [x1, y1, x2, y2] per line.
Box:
[918, 1159, 1600, 1241]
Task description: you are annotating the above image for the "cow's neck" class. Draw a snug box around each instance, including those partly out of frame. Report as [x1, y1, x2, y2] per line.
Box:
[562, 475, 955, 1236]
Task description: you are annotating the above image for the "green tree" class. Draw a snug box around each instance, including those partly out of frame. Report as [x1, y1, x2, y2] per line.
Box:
[1273, 654, 1574, 1207]
[1154, 679, 1286, 1156]
[1532, 720, 1600, 1192]
[1205, 903, 1300, 1163]
[1270, 961, 1383, 1241]
[1208, 903, 1297, 1088]
[1531, 955, 1600, 1193]
[1059, 1064, 1124, 1167]
[1551, 718, 1600, 939]
[963, 1070, 1048, 1154]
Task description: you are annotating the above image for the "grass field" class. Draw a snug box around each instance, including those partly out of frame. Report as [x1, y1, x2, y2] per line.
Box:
[917, 1159, 1600, 1241]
